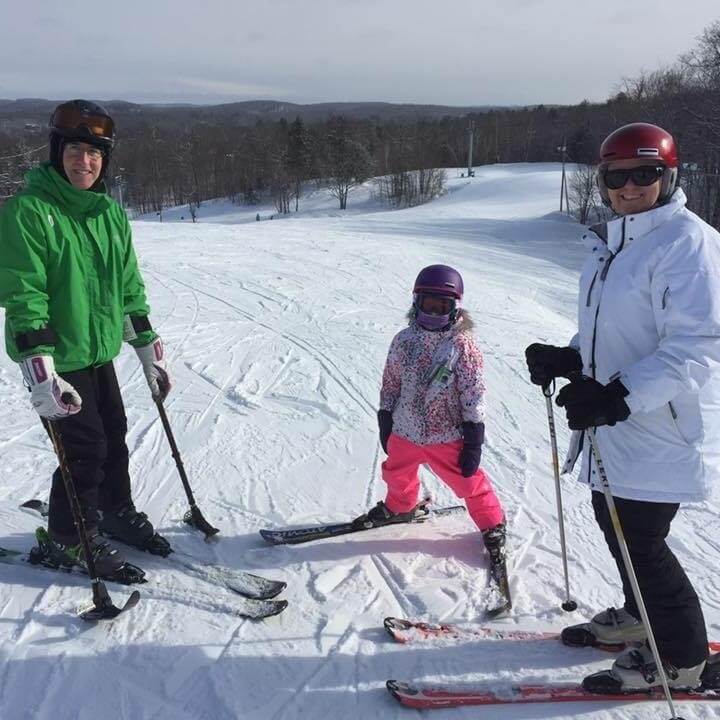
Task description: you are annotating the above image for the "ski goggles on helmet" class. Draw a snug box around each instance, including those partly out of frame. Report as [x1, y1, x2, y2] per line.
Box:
[415, 293, 457, 316]
[602, 164, 665, 190]
[50, 105, 115, 147]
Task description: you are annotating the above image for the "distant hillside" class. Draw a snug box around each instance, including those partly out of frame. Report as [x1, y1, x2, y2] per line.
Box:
[0, 98, 510, 134]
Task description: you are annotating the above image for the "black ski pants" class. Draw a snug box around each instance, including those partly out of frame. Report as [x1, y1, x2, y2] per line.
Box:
[591, 490, 708, 668]
[47, 362, 132, 544]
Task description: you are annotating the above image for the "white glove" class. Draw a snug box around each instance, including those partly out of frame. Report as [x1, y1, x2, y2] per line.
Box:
[19, 355, 82, 419]
[135, 337, 172, 401]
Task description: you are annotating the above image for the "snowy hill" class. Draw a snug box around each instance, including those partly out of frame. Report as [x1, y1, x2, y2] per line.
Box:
[1, 163, 718, 720]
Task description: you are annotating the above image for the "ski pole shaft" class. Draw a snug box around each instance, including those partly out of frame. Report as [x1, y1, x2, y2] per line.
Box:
[47, 421, 114, 613]
[154, 398, 197, 506]
[542, 383, 576, 612]
[587, 428, 683, 720]
[154, 398, 219, 538]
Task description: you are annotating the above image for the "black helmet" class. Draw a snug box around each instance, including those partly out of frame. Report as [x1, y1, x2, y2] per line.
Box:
[49, 99, 115, 186]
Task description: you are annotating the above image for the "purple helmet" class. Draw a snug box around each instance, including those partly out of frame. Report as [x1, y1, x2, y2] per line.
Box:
[413, 265, 464, 299]
[412, 265, 464, 331]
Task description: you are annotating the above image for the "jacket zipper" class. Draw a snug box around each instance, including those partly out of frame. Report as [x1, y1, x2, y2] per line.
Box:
[587, 218, 626, 486]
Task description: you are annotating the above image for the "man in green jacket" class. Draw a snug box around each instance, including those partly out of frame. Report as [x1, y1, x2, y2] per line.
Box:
[0, 100, 172, 580]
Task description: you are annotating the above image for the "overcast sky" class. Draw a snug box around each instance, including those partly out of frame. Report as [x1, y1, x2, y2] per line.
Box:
[1, 0, 717, 107]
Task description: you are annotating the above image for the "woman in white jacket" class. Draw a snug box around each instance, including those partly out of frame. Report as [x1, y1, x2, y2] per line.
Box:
[526, 123, 720, 691]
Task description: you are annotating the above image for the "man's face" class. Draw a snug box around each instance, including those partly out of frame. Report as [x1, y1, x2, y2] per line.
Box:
[62, 141, 103, 190]
[605, 158, 663, 216]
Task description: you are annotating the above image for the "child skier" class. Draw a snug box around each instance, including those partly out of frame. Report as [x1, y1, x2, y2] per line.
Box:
[362, 264, 509, 611]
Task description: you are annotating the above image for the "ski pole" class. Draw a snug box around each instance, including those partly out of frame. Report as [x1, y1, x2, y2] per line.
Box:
[47, 420, 140, 620]
[587, 428, 685, 720]
[154, 398, 219, 539]
[542, 381, 577, 612]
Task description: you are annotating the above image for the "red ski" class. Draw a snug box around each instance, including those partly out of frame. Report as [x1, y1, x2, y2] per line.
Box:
[384, 616, 720, 653]
[386, 679, 720, 709]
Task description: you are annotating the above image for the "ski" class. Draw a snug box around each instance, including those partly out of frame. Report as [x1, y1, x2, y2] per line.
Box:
[0, 545, 287, 620]
[386, 678, 720, 709]
[20, 499, 286, 601]
[0, 546, 141, 620]
[485, 556, 511, 618]
[383, 617, 720, 653]
[384, 616, 557, 645]
[260, 498, 466, 546]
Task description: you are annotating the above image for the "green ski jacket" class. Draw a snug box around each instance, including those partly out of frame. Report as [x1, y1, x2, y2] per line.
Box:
[0, 164, 156, 372]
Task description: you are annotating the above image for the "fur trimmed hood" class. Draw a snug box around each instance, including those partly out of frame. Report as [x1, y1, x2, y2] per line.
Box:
[405, 307, 475, 331]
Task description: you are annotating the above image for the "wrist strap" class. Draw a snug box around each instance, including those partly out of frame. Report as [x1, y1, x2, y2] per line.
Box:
[15, 327, 57, 352]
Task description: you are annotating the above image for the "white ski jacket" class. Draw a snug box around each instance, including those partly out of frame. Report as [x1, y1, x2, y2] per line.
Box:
[562, 189, 720, 502]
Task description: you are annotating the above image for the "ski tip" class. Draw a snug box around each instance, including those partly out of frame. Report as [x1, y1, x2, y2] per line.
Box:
[383, 616, 411, 638]
[20, 499, 49, 516]
[259, 530, 285, 545]
[232, 579, 287, 600]
[484, 602, 512, 620]
[265, 599, 289, 618]
[123, 589, 142, 612]
[386, 680, 414, 702]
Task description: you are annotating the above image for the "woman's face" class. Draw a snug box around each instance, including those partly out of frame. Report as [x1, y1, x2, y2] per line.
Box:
[604, 158, 663, 216]
[62, 141, 103, 190]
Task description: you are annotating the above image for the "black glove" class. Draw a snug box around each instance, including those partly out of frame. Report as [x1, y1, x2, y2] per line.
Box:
[377, 410, 393, 453]
[556, 376, 631, 430]
[525, 343, 582, 387]
[459, 421, 484, 477]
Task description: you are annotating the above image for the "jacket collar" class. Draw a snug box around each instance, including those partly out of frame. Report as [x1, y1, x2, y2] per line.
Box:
[588, 188, 687, 254]
[25, 163, 111, 218]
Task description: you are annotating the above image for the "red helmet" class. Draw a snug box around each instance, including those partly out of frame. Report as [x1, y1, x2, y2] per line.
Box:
[597, 123, 679, 204]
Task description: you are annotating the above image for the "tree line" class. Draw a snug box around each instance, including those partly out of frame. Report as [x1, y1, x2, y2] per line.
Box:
[1, 20, 718, 227]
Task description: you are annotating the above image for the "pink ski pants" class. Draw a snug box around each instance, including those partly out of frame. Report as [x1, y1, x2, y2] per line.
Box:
[381, 434, 504, 531]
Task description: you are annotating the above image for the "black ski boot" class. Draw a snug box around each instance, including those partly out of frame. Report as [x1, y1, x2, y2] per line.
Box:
[482, 523, 512, 617]
[29, 527, 146, 584]
[99, 502, 172, 557]
[352, 501, 418, 530]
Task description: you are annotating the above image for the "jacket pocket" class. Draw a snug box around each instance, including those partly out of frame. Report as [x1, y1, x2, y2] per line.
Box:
[667, 401, 692, 446]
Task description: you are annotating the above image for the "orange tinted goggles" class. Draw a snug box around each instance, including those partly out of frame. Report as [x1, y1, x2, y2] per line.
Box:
[50, 105, 115, 141]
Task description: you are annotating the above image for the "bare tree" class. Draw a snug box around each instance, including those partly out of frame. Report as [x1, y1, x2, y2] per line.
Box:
[322, 117, 374, 210]
[569, 164, 603, 224]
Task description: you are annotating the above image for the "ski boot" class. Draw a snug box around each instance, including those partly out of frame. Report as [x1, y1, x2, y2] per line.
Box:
[482, 523, 512, 617]
[29, 527, 146, 584]
[99, 502, 172, 557]
[352, 501, 419, 530]
[583, 641, 706, 693]
[562, 606, 647, 650]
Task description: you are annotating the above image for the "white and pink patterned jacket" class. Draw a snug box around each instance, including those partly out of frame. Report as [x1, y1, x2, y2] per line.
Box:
[379, 312, 486, 446]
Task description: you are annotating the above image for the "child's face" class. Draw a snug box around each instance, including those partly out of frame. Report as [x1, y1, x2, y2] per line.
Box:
[418, 294, 455, 316]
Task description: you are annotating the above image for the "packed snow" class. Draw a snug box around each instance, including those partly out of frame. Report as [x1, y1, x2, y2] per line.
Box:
[1, 164, 718, 719]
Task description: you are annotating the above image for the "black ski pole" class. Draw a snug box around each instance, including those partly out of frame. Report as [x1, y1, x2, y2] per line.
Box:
[47, 421, 140, 620]
[587, 428, 685, 720]
[154, 398, 219, 539]
[542, 381, 577, 612]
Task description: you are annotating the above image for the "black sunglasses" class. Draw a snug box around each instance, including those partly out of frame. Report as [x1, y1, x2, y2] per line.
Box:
[603, 165, 665, 190]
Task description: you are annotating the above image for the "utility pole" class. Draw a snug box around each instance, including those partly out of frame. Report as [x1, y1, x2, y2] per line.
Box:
[558, 141, 570, 213]
[114, 168, 125, 209]
[466, 122, 475, 177]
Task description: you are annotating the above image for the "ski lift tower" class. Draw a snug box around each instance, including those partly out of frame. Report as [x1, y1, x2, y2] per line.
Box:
[466, 122, 475, 177]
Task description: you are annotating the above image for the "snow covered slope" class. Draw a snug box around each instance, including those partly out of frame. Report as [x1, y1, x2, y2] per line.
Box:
[1, 164, 718, 719]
